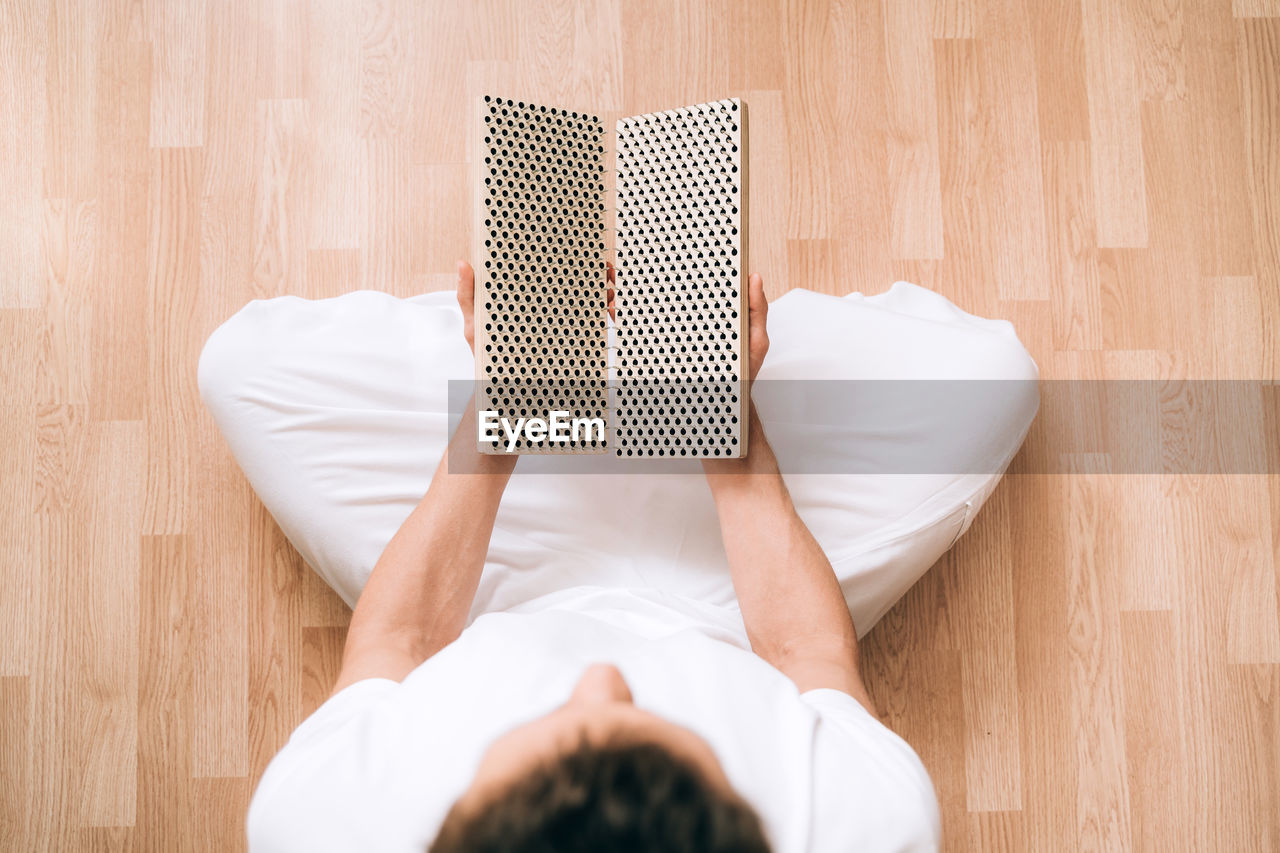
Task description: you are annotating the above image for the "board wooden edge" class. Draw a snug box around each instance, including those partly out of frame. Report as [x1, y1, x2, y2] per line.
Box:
[737, 97, 750, 459]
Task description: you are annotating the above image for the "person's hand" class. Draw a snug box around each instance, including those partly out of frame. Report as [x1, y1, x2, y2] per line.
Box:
[747, 273, 769, 384]
[456, 260, 476, 354]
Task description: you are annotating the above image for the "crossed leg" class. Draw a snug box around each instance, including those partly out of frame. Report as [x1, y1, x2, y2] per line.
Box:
[198, 281, 1037, 635]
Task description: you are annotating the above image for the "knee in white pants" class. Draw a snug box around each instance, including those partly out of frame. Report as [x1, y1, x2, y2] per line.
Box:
[197, 300, 282, 416]
[964, 329, 1040, 457]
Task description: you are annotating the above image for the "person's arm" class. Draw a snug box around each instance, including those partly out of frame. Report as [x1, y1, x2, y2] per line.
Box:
[332, 259, 617, 694]
[331, 262, 515, 694]
[702, 274, 875, 711]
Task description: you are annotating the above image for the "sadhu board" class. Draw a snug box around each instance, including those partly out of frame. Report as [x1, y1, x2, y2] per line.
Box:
[473, 95, 749, 458]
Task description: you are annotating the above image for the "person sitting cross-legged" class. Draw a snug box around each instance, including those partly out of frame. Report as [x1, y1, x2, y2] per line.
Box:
[198, 261, 1038, 852]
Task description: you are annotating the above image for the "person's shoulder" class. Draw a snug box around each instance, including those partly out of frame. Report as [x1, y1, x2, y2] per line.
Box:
[247, 679, 403, 852]
[292, 678, 401, 741]
[800, 688, 942, 852]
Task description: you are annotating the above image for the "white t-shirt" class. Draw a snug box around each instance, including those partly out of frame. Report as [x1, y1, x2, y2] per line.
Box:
[247, 587, 940, 852]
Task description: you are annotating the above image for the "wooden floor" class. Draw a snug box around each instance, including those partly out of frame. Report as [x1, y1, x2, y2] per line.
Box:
[2, 0, 1278, 850]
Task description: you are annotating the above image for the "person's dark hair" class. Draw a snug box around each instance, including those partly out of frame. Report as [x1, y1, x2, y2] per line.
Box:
[429, 738, 771, 853]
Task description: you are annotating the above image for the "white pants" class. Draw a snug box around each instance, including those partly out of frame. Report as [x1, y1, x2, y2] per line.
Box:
[197, 283, 1039, 637]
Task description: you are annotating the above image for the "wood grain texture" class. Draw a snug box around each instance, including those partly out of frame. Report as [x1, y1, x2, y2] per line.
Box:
[1, 0, 1277, 849]
[1082, 0, 1151, 248]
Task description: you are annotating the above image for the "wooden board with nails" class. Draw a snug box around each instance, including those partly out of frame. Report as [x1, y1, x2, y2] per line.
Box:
[614, 99, 750, 459]
[473, 95, 750, 457]
[472, 95, 611, 454]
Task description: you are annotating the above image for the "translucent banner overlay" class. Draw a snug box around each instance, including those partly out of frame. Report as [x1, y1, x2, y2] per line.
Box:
[448, 379, 1280, 474]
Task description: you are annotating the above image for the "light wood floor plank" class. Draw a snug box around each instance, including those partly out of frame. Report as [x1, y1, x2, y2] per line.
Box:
[883, 0, 944, 261]
[41, 0, 93, 203]
[1233, 0, 1280, 18]
[246, 503, 306, 783]
[37, 199, 95, 406]
[1185, 0, 1255, 279]
[137, 534, 195, 853]
[1236, 18, 1280, 375]
[0, 0, 47, 309]
[0, 401, 37, 677]
[0, 676, 31, 843]
[1128, 0, 1186, 103]
[1119, 610, 1187, 853]
[1042, 141, 1103, 351]
[76, 421, 144, 827]
[1082, 0, 1150, 248]
[952, 486, 1022, 813]
[190, 445, 252, 779]
[827, 2, 897, 288]
[777, 0, 840, 242]
[742, 89, 788, 286]
[146, 0, 206, 148]
[143, 147, 202, 536]
[931, 0, 975, 39]
[1010, 476, 1079, 852]
[89, 37, 150, 423]
[1064, 473, 1132, 853]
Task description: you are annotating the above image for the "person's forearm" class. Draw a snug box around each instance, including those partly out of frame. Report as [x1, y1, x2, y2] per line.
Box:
[336, 399, 515, 688]
[703, 406, 871, 704]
